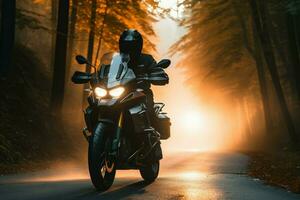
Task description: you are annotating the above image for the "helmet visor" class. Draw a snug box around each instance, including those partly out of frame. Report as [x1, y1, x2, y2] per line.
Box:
[120, 40, 138, 54]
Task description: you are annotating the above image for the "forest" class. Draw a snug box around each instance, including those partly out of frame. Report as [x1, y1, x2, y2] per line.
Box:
[0, 0, 300, 193]
[174, 0, 300, 150]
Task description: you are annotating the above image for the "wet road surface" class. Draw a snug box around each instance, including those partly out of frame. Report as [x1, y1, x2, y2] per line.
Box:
[1, 152, 300, 200]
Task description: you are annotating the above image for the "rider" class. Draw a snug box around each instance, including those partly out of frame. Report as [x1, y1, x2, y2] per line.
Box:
[119, 29, 157, 122]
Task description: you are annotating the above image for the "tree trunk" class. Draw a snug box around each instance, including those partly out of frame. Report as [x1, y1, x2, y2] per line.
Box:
[243, 96, 253, 140]
[66, 0, 78, 77]
[86, 0, 97, 73]
[286, 12, 300, 99]
[50, 0, 58, 83]
[234, 1, 273, 135]
[269, 19, 296, 97]
[50, 0, 70, 114]
[289, 0, 300, 57]
[94, 0, 109, 65]
[0, 0, 16, 76]
[82, 0, 97, 109]
[250, 0, 299, 145]
[295, 14, 300, 57]
[253, 26, 273, 135]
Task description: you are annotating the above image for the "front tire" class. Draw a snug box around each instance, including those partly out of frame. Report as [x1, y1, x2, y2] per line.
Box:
[88, 123, 116, 191]
[139, 160, 159, 183]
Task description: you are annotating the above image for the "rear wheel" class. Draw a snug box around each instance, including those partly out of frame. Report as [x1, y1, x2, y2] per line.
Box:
[139, 160, 159, 183]
[88, 123, 116, 191]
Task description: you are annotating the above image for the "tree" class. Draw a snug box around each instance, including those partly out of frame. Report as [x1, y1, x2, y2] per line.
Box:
[233, 0, 273, 133]
[0, 0, 16, 76]
[250, 0, 298, 145]
[66, 0, 79, 76]
[286, 0, 300, 98]
[82, 0, 97, 108]
[173, 0, 300, 148]
[172, 0, 249, 94]
[50, 0, 70, 114]
[75, 0, 158, 60]
[94, 0, 109, 64]
[86, 0, 97, 72]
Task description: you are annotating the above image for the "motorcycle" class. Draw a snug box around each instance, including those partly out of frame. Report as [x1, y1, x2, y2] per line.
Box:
[71, 52, 171, 191]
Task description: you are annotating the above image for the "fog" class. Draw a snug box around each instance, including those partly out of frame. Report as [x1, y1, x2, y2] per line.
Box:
[153, 17, 248, 153]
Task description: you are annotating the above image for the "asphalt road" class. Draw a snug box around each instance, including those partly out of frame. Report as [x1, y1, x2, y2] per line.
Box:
[1, 152, 300, 200]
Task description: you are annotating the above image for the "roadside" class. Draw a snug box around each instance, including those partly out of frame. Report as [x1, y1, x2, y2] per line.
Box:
[0, 160, 61, 175]
[248, 151, 300, 193]
[0, 45, 83, 175]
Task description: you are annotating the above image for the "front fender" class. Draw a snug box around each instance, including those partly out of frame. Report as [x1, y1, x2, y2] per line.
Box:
[94, 112, 123, 155]
[93, 121, 114, 137]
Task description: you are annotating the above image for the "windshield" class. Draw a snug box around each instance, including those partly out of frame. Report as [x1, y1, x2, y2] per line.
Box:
[99, 52, 136, 88]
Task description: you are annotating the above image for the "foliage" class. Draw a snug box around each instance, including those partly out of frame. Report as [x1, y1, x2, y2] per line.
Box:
[75, 0, 159, 55]
[172, 0, 256, 97]
[174, 0, 300, 146]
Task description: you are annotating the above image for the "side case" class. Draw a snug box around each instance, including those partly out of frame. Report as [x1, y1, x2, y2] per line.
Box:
[156, 113, 171, 140]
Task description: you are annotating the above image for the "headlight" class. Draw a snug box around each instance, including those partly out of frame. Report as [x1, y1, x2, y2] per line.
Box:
[109, 87, 125, 98]
[94, 87, 107, 98]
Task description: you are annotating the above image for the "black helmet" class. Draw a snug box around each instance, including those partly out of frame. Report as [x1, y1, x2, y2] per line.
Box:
[119, 29, 143, 60]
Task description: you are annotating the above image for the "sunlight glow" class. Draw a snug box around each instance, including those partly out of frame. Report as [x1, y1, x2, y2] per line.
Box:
[182, 111, 204, 134]
[153, 9, 241, 153]
[179, 171, 207, 181]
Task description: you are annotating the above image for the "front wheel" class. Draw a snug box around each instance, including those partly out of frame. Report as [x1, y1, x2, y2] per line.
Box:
[88, 123, 116, 191]
[139, 161, 159, 183]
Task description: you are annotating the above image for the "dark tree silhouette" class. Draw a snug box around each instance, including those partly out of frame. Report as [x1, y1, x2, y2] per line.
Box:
[286, 3, 300, 98]
[82, 0, 97, 108]
[66, 0, 78, 76]
[250, 0, 298, 145]
[50, 0, 70, 114]
[86, 0, 97, 72]
[233, 0, 273, 134]
[0, 0, 16, 76]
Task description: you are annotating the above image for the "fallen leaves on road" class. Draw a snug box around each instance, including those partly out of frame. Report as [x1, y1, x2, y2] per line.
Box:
[248, 151, 300, 193]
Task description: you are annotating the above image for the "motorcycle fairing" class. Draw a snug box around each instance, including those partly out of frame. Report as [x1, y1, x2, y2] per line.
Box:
[98, 52, 136, 89]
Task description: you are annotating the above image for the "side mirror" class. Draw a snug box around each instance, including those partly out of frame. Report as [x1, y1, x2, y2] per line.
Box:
[71, 71, 91, 84]
[76, 55, 88, 65]
[157, 59, 171, 69]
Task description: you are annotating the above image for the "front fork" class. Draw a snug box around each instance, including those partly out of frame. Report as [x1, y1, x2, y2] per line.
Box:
[103, 112, 123, 172]
[110, 112, 124, 156]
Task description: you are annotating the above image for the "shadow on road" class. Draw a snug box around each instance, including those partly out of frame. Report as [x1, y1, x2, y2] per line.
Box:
[77, 180, 150, 199]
